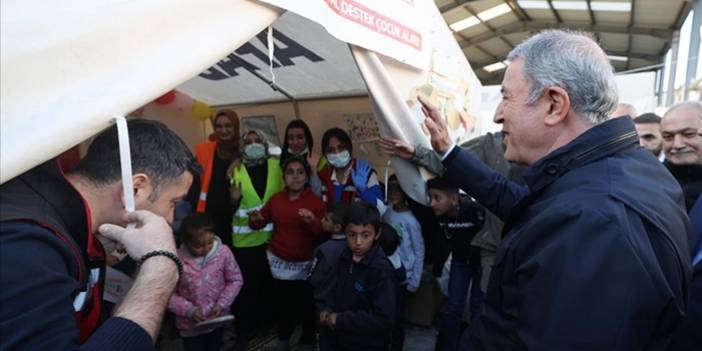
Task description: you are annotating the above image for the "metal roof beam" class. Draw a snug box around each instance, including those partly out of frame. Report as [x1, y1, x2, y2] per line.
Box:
[464, 5, 515, 50]
[546, 0, 563, 23]
[439, 0, 471, 13]
[505, 0, 531, 21]
[586, 0, 596, 25]
[607, 50, 659, 62]
[472, 50, 657, 69]
[625, 0, 637, 70]
[458, 21, 674, 48]
[672, 1, 693, 30]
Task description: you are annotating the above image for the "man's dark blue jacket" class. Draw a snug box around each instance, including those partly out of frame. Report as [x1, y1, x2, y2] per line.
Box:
[0, 161, 153, 350]
[667, 194, 702, 351]
[444, 117, 691, 350]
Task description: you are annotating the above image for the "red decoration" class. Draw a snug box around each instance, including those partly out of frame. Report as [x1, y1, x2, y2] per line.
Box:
[155, 90, 176, 105]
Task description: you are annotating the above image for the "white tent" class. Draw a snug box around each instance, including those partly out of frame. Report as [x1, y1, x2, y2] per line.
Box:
[1, 0, 482, 203]
[177, 11, 368, 106]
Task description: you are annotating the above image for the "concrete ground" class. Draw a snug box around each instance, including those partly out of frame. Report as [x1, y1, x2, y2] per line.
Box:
[157, 323, 437, 350]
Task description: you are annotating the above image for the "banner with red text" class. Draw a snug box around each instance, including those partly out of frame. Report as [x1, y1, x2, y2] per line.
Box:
[257, 0, 431, 70]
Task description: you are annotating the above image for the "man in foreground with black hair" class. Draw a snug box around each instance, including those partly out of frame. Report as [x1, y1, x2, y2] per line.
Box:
[0, 119, 201, 350]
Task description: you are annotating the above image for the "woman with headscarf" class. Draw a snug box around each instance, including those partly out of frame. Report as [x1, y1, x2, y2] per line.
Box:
[190, 109, 241, 247]
[229, 129, 284, 350]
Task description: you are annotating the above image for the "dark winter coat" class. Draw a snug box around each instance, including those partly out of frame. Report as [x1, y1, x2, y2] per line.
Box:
[329, 244, 397, 351]
[443, 117, 691, 351]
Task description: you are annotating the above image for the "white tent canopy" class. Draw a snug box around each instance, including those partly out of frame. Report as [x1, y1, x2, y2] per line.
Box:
[1, 0, 282, 183]
[178, 12, 368, 106]
[1, 0, 482, 205]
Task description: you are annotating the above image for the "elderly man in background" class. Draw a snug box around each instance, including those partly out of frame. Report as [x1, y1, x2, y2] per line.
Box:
[661, 101, 702, 351]
[634, 113, 665, 161]
[660, 101, 702, 212]
[612, 102, 638, 118]
[413, 29, 690, 350]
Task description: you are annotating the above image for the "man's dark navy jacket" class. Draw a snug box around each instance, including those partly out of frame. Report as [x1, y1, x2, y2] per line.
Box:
[443, 117, 691, 350]
[668, 194, 702, 351]
[0, 161, 153, 350]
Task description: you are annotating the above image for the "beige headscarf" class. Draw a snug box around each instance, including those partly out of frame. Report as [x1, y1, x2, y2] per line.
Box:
[212, 109, 241, 161]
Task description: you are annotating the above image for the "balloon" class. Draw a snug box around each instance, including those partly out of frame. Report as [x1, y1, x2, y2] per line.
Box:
[154, 90, 176, 105]
[191, 100, 211, 121]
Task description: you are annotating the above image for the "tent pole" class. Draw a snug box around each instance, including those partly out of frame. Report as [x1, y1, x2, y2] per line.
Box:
[292, 100, 301, 120]
[230, 55, 299, 119]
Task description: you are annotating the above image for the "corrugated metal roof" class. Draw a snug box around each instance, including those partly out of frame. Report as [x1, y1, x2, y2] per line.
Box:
[438, 0, 692, 84]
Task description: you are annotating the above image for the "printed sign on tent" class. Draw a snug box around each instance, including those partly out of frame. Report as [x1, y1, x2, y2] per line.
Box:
[177, 12, 367, 105]
[257, 0, 431, 70]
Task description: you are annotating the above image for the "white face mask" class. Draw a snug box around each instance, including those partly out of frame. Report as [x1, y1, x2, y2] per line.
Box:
[326, 150, 351, 168]
[244, 143, 266, 160]
[288, 146, 309, 156]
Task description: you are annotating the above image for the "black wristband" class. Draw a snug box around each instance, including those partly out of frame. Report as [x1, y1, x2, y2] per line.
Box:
[138, 250, 183, 275]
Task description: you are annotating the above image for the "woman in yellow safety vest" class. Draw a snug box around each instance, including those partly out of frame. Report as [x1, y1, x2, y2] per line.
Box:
[228, 129, 283, 350]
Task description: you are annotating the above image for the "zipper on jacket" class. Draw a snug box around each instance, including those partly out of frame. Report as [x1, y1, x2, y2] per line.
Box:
[572, 130, 638, 164]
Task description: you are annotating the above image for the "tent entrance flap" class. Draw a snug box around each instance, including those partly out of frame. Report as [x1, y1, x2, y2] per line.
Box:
[1, 0, 282, 184]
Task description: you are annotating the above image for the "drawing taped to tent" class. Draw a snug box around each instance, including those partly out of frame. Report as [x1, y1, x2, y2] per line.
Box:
[409, 73, 476, 145]
[345, 113, 380, 143]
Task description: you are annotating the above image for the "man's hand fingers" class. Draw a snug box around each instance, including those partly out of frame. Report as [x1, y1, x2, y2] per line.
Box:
[123, 210, 158, 226]
[423, 115, 439, 135]
[98, 223, 126, 242]
[418, 96, 446, 128]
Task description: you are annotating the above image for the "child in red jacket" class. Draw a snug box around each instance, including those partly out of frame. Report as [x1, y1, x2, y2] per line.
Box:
[248, 156, 327, 351]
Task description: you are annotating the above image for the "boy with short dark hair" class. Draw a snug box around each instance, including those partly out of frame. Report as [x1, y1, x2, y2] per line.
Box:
[308, 203, 348, 311]
[378, 223, 407, 351]
[426, 177, 485, 351]
[319, 202, 397, 351]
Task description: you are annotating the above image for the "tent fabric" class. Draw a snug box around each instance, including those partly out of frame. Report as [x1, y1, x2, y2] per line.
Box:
[1, 0, 482, 195]
[0, 0, 282, 184]
[256, 0, 432, 71]
[348, 1, 482, 204]
[177, 11, 368, 106]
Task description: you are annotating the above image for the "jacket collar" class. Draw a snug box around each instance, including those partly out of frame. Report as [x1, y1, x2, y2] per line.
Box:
[179, 235, 223, 266]
[342, 242, 382, 266]
[523, 116, 639, 193]
[664, 160, 702, 180]
[21, 160, 100, 259]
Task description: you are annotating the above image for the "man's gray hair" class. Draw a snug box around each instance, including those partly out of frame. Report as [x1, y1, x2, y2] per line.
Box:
[507, 30, 619, 125]
[664, 101, 702, 120]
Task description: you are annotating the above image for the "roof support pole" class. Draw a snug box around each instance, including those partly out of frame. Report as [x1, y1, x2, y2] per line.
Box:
[666, 31, 681, 106]
[685, 0, 701, 100]
[657, 67, 666, 106]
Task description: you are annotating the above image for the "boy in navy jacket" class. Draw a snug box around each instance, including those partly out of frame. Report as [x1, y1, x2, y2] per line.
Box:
[319, 202, 397, 351]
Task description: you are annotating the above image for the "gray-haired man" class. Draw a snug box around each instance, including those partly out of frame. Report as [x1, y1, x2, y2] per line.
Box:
[416, 30, 690, 350]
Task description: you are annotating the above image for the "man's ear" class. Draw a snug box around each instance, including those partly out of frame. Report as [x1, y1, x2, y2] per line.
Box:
[334, 223, 343, 233]
[131, 173, 153, 205]
[544, 86, 570, 126]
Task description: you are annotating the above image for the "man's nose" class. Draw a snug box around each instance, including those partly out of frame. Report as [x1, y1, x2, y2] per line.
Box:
[673, 134, 687, 149]
[493, 103, 504, 124]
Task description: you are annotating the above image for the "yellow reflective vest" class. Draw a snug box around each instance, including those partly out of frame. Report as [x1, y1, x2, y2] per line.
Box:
[230, 158, 283, 248]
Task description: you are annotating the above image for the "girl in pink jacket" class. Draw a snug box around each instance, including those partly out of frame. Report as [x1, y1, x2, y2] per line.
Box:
[168, 213, 243, 351]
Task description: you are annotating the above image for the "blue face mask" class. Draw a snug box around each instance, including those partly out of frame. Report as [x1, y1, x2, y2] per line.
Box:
[244, 143, 266, 160]
[326, 150, 351, 168]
